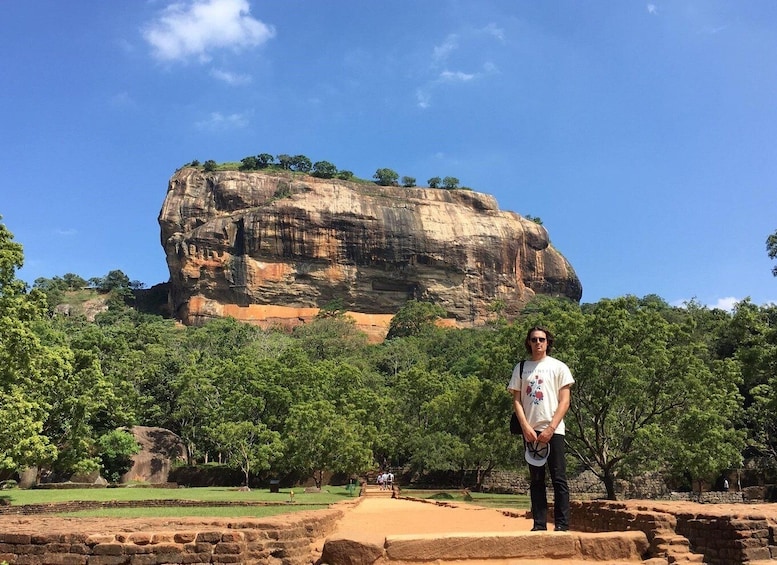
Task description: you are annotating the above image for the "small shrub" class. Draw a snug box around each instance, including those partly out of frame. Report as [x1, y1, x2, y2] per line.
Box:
[273, 183, 292, 199]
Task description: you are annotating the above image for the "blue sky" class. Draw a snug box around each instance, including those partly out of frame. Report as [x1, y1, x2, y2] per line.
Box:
[2, 1, 776, 308]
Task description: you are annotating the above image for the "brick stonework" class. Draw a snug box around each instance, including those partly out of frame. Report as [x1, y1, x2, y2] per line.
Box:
[571, 500, 777, 565]
[0, 507, 343, 565]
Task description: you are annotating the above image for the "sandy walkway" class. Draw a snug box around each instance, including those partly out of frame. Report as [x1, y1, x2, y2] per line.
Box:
[326, 496, 534, 546]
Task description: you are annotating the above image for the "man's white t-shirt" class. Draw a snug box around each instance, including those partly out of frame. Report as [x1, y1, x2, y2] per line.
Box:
[507, 356, 574, 435]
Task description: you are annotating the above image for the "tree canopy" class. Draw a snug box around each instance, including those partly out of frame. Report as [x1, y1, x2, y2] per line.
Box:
[3, 216, 777, 494]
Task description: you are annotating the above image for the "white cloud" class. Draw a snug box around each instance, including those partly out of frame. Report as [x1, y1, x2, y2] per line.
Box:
[482, 61, 498, 74]
[416, 66, 486, 108]
[439, 70, 475, 82]
[481, 23, 505, 42]
[647, 4, 658, 15]
[711, 297, 739, 311]
[672, 296, 746, 312]
[195, 111, 250, 130]
[209, 68, 252, 85]
[417, 28, 501, 109]
[432, 34, 459, 64]
[54, 228, 77, 236]
[416, 89, 431, 109]
[143, 0, 275, 63]
[699, 25, 729, 35]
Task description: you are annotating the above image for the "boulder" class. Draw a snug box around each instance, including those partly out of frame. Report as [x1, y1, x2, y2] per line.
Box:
[122, 426, 188, 484]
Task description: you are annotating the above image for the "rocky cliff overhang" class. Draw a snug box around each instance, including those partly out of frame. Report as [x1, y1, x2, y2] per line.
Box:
[158, 168, 582, 338]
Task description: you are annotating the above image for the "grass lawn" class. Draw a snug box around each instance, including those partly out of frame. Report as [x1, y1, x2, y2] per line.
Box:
[0, 486, 527, 518]
[401, 489, 530, 511]
[0, 486, 355, 518]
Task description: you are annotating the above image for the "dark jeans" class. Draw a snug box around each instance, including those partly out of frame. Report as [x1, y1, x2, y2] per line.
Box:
[528, 433, 569, 530]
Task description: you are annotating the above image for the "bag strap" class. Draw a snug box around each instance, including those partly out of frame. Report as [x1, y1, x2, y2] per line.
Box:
[518, 360, 525, 395]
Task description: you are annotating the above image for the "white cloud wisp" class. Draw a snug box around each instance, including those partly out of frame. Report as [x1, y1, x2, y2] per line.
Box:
[143, 0, 275, 63]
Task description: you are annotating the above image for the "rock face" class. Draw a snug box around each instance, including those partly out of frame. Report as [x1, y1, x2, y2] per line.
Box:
[159, 168, 581, 337]
[122, 426, 188, 484]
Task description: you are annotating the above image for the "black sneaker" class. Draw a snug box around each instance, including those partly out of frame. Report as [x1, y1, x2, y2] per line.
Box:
[531, 526, 547, 531]
[554, 526, 569, 532]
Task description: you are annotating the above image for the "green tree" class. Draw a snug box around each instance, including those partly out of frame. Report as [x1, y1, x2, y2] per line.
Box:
[292, 315, 368, 361]
[767, 230, 777, 276]
[172, 362, 222, 463]
[291, 155, 312, 173]
[284, 400, 373, 488]
[0, 389, 56, 472]
[0, 218, 58, 473]
[41, 346, 127, 477]
[442, 176, 460, 190]
[32, 276, 65, 311]
[203, 160, 218, 172]
[96, 429, 140, 483]
[210, 421, 282, 486]
[427, 177, 441, 188]
[666, 364, 745, 493]
[97, 270, 131, 292]
[257, 153, 274, 168]
[524, 214, 543, 225]
[406, 431, 466, 476]
[276, 154, 293, 169]
[312, 161, 337, 179]
[240, 156, 258, 170]
[371, 337, 427, 380]
[565, 296, 739, 499]
[373, 168, 399, 186]
[386, 300, 447, 339]
[715, 301, 777, 476]
[337, 170, 354, 180]
[62, 273, 87, 290]
[424, 376, 514, 488]
[401, 176, 416, 188]
[749, 373, 777, 470]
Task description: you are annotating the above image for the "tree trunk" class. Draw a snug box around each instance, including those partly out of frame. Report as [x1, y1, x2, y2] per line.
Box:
[604, 472, 617, 500]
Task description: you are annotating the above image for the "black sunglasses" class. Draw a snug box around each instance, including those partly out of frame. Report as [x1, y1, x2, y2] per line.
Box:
[530, 337, 547, 343]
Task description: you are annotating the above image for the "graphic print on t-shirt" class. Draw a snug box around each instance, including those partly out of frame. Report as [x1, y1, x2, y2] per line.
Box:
[525, 375, 544, 405]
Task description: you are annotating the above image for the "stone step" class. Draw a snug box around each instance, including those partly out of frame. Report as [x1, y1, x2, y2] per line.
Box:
[322, 530, 652, 564]
[362, 487, 395, 497]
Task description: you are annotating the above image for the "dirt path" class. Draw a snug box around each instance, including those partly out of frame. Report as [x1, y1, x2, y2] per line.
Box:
[323, 497, 533, 546]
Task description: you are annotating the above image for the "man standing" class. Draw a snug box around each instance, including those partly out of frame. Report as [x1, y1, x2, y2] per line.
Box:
[507, 326, 574, 531]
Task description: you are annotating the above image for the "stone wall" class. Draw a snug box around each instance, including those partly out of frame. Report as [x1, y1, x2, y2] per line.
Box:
[0, 507, 343, 565]
[666, 491, 746, 504]
[570, 500, 777, 565]
[483, 469, 614, 498]
[483, 469, 756, 502]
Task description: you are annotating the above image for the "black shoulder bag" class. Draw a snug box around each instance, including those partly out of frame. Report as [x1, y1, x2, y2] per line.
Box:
[509, 360, 525, 435]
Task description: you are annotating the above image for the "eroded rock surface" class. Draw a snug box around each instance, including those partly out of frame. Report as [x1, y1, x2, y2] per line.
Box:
[159, 168, 581, 337]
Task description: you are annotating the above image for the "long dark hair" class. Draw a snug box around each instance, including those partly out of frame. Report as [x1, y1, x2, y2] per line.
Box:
[524, 325, 555, 355]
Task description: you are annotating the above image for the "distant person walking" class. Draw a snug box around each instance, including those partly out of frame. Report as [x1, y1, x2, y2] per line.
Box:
[507, 326, 574, 532]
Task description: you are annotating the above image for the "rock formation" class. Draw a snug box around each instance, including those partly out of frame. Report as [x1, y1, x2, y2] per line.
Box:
[159, 168, 581, 338]
[122, 426, 188, 484]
